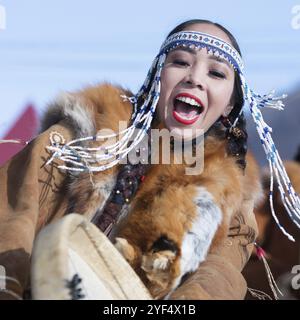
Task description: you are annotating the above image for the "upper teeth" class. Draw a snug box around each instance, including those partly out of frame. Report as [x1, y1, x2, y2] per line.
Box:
[176, 96, 202, 108]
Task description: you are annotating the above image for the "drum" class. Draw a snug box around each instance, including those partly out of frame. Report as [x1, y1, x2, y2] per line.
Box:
[31, 213, 152, 300]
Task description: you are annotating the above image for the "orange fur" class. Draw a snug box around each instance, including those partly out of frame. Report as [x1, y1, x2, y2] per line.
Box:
[114, 136, 260, 298]
[58, 83, 261, 299]
[66, 84, 132, 217]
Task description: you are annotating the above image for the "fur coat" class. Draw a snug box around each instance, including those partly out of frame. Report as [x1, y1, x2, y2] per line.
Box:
[0, 83, 259, 300]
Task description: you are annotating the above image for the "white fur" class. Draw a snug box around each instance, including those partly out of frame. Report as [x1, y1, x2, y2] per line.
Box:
[181, 186, 222, 272]
[167, 186, 222, 297]
[153, 255, 170, 270]
[41, 92, 95, 138]
[56, 93, 94, 137]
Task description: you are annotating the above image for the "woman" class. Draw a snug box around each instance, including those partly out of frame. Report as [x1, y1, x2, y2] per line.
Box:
[0, 19, 297, 300]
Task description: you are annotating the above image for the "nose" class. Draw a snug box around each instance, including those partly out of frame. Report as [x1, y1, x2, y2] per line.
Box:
[184, 65, 207, 91]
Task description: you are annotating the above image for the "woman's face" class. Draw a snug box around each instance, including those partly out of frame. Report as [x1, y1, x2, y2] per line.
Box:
[157, 23, 236, 140]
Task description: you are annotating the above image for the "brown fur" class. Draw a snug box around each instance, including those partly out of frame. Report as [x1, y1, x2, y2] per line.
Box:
[44, 83, 261, 299]
[113, 136, 261, 298]
[52, 84, 133, 219]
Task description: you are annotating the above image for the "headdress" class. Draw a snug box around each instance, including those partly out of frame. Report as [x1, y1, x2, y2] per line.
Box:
[43, 31, 300, 241]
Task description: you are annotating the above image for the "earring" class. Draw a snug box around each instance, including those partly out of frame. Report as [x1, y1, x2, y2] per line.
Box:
[230, 127, 245, 139]
[220, 116, 245, 139]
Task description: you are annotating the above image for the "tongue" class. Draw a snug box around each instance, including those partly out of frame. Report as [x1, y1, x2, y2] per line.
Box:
[174, 101, 200, 119]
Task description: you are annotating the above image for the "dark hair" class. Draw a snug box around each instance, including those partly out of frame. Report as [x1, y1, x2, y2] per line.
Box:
[166, 19, 247, 170]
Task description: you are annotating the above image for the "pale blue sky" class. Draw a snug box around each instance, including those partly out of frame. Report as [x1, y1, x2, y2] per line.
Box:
[0, 0, 299, 136]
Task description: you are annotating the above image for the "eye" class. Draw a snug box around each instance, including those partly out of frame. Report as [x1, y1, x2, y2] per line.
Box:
[173, 59, 190, 67]
[209, 70, 226, 79]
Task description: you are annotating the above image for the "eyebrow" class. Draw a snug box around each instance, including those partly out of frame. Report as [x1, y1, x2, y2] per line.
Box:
[208, 55, 232, 69]
[171, 46, 232, 69]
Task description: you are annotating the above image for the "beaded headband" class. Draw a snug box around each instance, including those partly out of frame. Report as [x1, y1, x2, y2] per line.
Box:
[44, 30, 300, 241]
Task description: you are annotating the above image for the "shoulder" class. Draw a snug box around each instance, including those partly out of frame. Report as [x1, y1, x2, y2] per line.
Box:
[40, 83, 133, 139]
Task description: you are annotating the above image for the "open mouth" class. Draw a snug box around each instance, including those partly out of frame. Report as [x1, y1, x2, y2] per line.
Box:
[172, 93, 204, 125]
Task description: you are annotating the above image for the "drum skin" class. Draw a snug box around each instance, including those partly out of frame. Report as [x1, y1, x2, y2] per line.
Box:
[31, 214, 152, 300]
